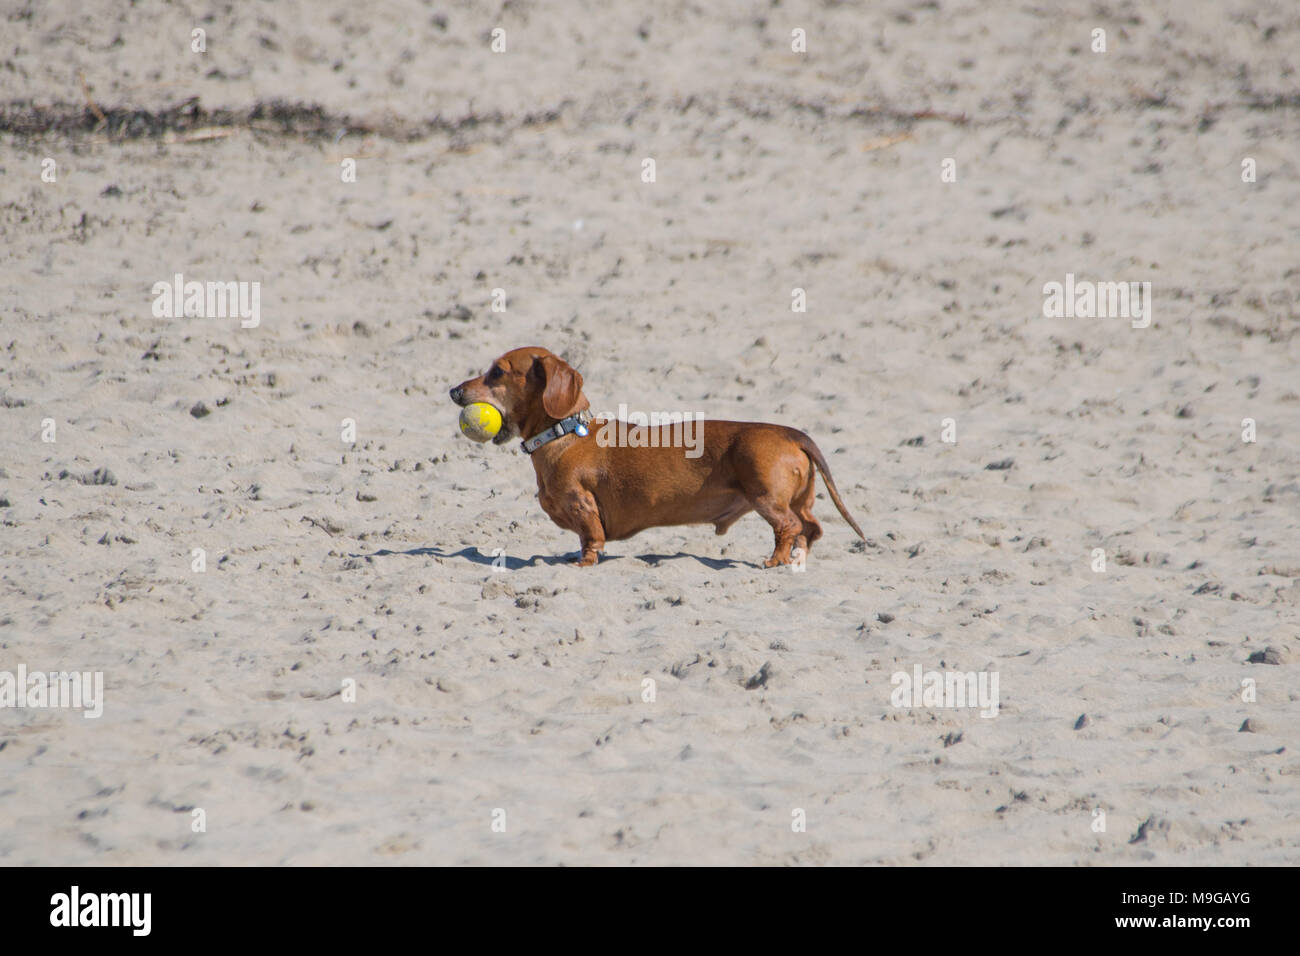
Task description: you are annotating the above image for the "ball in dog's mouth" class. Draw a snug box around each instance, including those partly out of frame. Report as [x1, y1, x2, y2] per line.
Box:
[458, 402, 503, 442]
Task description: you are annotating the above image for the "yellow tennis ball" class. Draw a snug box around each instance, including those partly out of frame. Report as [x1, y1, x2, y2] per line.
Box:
[458, 402, 502, 442]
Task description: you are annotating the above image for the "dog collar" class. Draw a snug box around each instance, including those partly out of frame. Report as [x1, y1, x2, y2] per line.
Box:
[521, 409, 593, 454]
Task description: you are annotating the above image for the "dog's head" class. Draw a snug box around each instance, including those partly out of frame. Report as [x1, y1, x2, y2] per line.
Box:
[449, 347, 587, 445]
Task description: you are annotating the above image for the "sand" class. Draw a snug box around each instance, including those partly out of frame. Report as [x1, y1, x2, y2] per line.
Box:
[1, 0, 1297, 865]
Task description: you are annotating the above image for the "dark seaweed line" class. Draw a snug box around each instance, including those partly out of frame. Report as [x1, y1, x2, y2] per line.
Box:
[3, 88, 1295, 143]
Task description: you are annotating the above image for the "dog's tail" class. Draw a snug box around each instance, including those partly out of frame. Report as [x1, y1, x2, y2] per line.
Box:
[790, 430, 866, 539]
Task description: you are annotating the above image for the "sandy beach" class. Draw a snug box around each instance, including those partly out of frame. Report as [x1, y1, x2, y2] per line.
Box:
[1, 0, 1297, 865]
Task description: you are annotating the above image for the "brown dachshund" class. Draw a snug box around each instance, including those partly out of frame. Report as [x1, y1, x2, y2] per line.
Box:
[449, 346, 864, 567]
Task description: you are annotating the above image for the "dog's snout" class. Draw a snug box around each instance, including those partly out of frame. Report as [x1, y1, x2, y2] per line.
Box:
[449, 385, 465, 404]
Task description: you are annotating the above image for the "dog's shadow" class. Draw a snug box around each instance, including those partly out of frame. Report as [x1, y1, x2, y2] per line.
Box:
[356, 545, 752, 571]
[634, 552, 751, 571]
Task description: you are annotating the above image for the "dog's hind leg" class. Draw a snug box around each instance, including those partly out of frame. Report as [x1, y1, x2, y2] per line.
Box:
[792, 464, 822, 557]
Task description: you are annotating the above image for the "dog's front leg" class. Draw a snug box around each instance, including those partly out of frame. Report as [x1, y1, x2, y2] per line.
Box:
[570, 489, 606, 566]
[543, 488, 605, 566]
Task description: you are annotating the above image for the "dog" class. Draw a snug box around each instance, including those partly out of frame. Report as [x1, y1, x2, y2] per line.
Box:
[449, 346, 864, 567]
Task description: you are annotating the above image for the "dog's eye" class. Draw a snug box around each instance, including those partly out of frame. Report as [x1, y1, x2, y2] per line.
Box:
[485, 367, 500, 382]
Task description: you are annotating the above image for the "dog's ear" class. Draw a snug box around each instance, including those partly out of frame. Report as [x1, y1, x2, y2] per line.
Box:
[538, 354, 584, 419]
